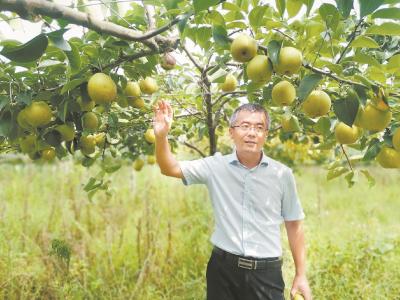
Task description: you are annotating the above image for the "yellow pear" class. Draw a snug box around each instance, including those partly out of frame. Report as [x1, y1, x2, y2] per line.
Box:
[246, 55, 273, 83]
[19, 135, 37, 153]
[139, 77, 159, 94]
[230, 34, 258, 63]
[128, 97, 145, 109]
[144, 128, 156, 144]
[353, 106, 364, 127]
[124, 81, 141, 98]
[376, 146, 400, 168]
[77, 96, 95, 111]
[94, 132, 106, 148]
[41, 148, 56, 161]
[281, 115, 301, 133]
[133, 158, 145, 171]
[275, 47, 303, 75]
[334, 122, 359, 144]
[24, 101, 52, 127]
[293, 293, 304, 300]
[80, 135, 96, 155]
[302, 90, 331, 118]
[87, 73, 117, 104]
[147, 155, 156, 165]
[220, 74, 238, 92]
[272, 80, 296, 106]
[117, 95, 129, 108]
[160, 53, 176, 70]
[393, 128, 400, 152]
[17, 109, 31, 129]
[359, 104, 391, 132]
[82, 112, 99, 131]
[55, 124, 75, 142]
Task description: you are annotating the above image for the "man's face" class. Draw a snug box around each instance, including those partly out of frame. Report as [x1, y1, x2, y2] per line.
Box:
[229, 110, 268, 155]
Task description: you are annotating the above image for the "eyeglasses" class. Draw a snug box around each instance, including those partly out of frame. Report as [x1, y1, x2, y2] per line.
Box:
[231, 124, 267, 134]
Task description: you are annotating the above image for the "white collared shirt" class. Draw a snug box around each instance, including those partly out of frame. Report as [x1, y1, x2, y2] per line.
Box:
[179, 150, 305, 258]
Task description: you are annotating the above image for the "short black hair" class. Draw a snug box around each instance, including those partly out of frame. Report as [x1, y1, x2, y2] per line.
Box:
[229, 103, 270, 130]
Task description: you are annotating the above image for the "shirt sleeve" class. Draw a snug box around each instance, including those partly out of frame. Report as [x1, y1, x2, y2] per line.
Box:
[179, 156, 213, 185]
[281, 168, 305, 221]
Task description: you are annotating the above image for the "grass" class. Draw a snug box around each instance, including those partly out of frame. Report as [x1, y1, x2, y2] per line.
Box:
[0, 160, 399, 299]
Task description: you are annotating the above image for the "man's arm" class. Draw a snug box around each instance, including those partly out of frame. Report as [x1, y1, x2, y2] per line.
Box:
[153, 100, 183, 178]
[285, 220, 312, 300]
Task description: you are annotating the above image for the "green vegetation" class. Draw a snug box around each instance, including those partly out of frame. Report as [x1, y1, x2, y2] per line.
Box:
[0, 162, 399, 299]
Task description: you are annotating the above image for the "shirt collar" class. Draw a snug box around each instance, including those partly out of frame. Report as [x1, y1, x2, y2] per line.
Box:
[228, 148, 269, 167]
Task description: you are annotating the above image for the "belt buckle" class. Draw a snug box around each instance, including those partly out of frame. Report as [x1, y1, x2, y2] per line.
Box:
[238, 257, 256, 269]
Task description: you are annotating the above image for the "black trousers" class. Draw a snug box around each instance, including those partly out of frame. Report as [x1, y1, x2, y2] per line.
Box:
[206, 249, 285, 300]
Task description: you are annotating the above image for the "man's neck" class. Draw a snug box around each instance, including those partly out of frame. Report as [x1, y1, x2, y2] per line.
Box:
[236, 150, 263, 169]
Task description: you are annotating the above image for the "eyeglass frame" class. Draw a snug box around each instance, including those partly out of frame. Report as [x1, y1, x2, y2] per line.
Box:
[231, 123, 268, 134]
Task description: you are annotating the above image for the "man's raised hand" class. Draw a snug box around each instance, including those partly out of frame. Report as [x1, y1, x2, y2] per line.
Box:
[152, 100, 173, 139]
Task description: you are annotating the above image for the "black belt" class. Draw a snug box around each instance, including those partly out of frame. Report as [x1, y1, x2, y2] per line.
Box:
[212, 246, 282, 270]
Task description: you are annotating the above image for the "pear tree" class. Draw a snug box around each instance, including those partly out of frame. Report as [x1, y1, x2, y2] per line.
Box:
[0, 0, 400, 193]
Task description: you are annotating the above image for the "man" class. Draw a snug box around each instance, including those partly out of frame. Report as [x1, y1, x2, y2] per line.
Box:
[153, 100, 311, 300]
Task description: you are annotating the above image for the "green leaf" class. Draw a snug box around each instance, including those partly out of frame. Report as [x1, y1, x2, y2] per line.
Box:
[15, 92, 32, 105]
[212, 25, 230, 49]
[196, 27, 212, 49]
[327, 166, 349, 180]
[0, 33, 48, 62]
[372, 7, 400, 19]
[275, 0, 285, 17]
[362, 138, 381, 161]
[65, 42, 81, 75]
[319, 3, 340, 30]
[249, 6, 268, 28]
[365, 22, 400, 36]
[387, 54, 400, 71]
[61, 77, 87, 95]
[352, 52, 380, 68]
[360, 169, 376, 187]
[0, 95, 9, 111]
[359, 0, 384, 18]
[208, 11, 226, 26]
[0, 111, 12, 137]
[332, 89, 359, 126]
[301, 0, 315, 16]
[314, 116, 331, 136]
[297, 74, 323, 101]
[178, 14, 189, 33]
[47, 29, 71, 51]
[334, 0, 353, 18]
[193, 0, 219, 14]
[267, 40, 282, 68]
[287, 0, 303, 18]
[350, 36, 380, 48]
[344, 171, 355, 188]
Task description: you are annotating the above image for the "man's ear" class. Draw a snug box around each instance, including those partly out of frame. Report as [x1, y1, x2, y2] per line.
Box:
[229, 127, 234, 139]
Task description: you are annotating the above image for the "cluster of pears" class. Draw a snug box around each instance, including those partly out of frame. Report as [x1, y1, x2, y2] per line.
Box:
[229, 34, 332, 130]
[133, 154, 156, 171]
[15, 71, 160, 161]
[17, 101, 56, 161]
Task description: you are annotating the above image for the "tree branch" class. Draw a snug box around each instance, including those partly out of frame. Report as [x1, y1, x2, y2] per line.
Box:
[303, 63, 369, 89]
[273, 29, 295, 41]
[175, 111, 202, 119]
[340, 144, 353, 172]
[212, 91, 247, 106]
[181, 43, 203, 72]
[336, 19, 364, 64]
[0, 0, 182, 49]
[103, 49, 160, 71]
[142, 1, 155, 30]
[182, 141, 206, 158]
